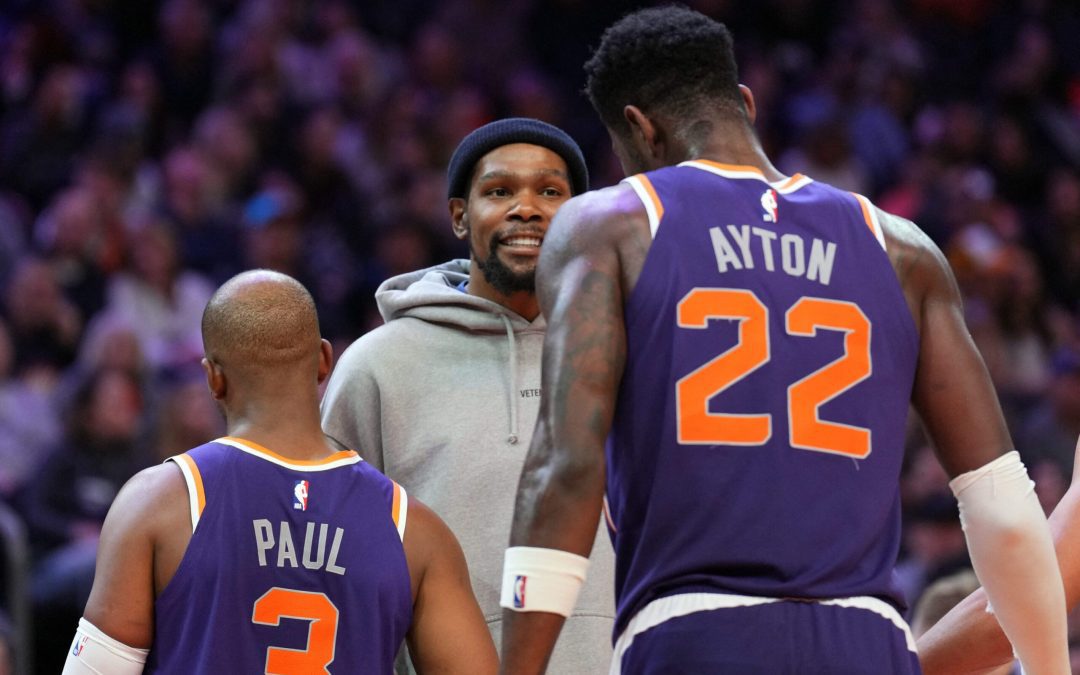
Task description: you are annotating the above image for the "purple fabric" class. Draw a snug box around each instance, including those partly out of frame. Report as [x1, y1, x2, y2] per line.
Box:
[146, 441, 411, 674]
[607, 165, 919, 639]
[619, 601, 921, 674]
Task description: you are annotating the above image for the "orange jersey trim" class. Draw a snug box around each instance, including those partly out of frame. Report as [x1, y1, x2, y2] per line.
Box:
[691, 159, 806, 185]
[683, 160, 811, 194]
[390, 481, 408, 541]
[624, 174, 665, 236]
[853, 193, 876, 236]
[221, 436, 359, 466]
[778, 173, 807, 190]
[693, 159, 765, 176]
[175, 453, 206, 518]
[851, 193, 887, 251]
[391, 482, 403, 529]
[636, 174, 665, 223]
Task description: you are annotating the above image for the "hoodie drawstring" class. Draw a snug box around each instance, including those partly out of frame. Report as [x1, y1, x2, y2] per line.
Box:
[499, 313, 519, 445]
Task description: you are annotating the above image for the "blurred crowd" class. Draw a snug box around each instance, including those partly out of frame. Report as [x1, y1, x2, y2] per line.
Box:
[0, 0, 1078, 672]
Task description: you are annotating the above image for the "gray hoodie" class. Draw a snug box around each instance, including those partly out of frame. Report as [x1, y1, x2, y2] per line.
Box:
[321, 260, 616, 674]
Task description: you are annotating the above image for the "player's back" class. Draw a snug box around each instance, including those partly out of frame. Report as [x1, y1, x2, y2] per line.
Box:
[146, 437, 412, 674]
[607, 161, 919, 636]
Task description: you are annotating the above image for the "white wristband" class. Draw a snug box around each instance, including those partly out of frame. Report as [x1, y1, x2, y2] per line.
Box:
[63, 618, 148, 675]
[500, 546, 590, 617]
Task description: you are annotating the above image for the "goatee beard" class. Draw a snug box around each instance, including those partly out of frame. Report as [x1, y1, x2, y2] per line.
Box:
[473, 235, 536, 296]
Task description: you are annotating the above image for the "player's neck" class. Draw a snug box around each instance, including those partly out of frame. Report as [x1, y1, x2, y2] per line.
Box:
[224, 398, 338, 461]
[682, 124, 785, 182]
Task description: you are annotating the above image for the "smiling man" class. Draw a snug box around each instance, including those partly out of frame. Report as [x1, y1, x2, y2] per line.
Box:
[321, 118, 615, 674]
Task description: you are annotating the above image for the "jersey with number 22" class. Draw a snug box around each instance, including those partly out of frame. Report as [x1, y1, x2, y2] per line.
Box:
[607, 161, 919, 637]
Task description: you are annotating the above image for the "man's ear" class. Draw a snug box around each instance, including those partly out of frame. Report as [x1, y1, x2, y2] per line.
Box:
[202, 357, 226, 401]
[449, 198, 468, 240]
[316, 339, 333, 385]
[739, 84, 757, 125]
[624, 104, 661, 158]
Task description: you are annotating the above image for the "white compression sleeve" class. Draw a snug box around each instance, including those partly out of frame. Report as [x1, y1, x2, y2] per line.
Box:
[62, 618, 148, 675]
[950, 451, 1069, 675]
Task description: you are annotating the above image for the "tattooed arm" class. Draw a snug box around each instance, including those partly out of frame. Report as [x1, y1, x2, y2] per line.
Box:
[499, 185, 650, 675]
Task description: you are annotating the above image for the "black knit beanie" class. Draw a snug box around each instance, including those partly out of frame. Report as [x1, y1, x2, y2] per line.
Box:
[446, 118, 589, 199]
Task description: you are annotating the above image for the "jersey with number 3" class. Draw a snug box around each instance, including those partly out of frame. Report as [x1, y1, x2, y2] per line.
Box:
[607, 161, 919, 637]
[146, 437, 412, 674]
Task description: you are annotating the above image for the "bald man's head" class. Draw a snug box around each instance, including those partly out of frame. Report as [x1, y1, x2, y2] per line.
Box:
[202, 270, 321, 374]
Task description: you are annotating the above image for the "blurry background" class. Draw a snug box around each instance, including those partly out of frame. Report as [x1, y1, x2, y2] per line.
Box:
[0, 0, 1077, 672]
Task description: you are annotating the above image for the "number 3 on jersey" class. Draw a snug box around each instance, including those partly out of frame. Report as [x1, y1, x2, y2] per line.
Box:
[252, 588, 339, 675]
[676, 288, 871, 458]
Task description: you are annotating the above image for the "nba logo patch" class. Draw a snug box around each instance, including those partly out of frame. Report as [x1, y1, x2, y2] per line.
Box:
[71, 635, 88, 657]
[513, 575, 527, 608]
[293, 480, 310, 511]
[761, 188, 778, 222]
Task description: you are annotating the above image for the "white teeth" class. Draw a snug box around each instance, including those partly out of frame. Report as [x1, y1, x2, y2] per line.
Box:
[504, 237, 542, 247]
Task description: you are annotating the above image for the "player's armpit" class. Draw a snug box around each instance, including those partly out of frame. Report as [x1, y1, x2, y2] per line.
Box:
[403, 499, 497, 675]
[80, 462, 188, 651]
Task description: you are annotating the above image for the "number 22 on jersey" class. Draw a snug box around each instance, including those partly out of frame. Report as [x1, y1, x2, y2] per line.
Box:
[676, 288, 872, 458]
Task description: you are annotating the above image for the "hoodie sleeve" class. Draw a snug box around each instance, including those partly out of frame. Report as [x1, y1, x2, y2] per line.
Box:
[320, 337, 386, 472]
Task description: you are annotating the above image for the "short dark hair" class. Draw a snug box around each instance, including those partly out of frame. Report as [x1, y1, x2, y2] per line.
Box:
[584, 6, 744, 138]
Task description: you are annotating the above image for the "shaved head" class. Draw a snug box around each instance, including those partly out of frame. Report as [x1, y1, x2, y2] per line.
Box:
[201, 270, 320, 375]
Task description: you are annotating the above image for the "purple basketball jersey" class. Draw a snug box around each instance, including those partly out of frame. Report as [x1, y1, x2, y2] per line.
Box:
[607, 161, 919, 637]
[146, 437, 412, 674]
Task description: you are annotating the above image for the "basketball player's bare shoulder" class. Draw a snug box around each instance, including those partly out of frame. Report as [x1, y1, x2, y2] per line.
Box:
[553, 183, 647, 240]
[542, 182, 651, 292]
[99, 461, 190, 571]
[873, 206, 957, 335]
[100, 462, 189, 550]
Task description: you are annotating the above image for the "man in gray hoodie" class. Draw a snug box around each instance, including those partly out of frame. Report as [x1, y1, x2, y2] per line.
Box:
[320, 118, 615, 674]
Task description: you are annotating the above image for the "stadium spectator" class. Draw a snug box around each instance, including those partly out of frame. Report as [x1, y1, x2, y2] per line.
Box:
[19, 366, 150, 672]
